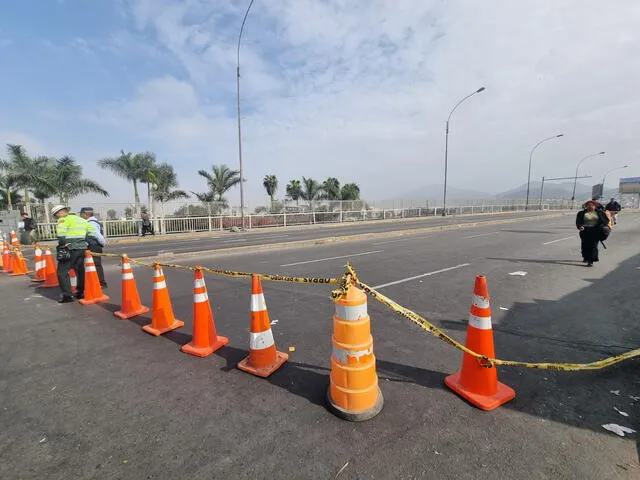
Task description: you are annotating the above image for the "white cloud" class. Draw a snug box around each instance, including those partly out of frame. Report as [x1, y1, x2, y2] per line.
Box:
[89, 0, 640, 204]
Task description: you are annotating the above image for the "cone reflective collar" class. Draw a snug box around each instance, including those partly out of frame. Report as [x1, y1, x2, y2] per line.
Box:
[444, 275, 515, 410]
[31, 245, 46, 283]
[38, 248, 59, 288]
[1, 241, 12, 274]
[114, 255, 149, 319]
[79, 251, 110, 306]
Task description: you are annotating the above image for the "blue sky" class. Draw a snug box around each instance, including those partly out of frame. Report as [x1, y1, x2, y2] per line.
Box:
[1, 0, 639, 209]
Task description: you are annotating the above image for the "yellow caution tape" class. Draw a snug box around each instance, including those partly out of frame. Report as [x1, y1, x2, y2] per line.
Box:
[91, 252, 341, 285]
[344, 265, 640, 371]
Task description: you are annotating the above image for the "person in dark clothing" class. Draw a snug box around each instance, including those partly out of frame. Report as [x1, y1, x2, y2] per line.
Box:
[80, 207, 107, 287]
[604, 197, 622, 224]
[19, 213, 37, 245]
[140, 212, 154, 236]
[576, 200, 609, 267]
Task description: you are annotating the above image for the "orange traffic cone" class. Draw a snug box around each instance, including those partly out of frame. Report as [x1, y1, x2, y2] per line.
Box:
[31, 245, 46, 282]
[10, 230, 19, 247]
[114, 255, 149, 319]
[142, 264, 184, 336]
[445, 275, 515, 411]
[1, 241, 11, 274]
[327, 283, 383, 421]
[237, 275, 288, 378]
[181, 267, 228, 357]
[9, 249, 32, 276]
[38, 247, 59, 288]
[79, 251, 110, 305]
[69, 268, 78, 293]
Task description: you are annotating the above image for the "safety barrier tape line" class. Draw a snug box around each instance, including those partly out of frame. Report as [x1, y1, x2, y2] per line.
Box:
[341, 264, 639, 371]
[90, 252, 341, 285]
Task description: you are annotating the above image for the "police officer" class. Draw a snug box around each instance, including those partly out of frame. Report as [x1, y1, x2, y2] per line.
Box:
[51, 205, 94, 303]
[79, 207, 107, 287]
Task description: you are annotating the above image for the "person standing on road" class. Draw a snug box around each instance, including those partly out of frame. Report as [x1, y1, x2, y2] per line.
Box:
[19, 212, 37, 245]
[52, 205, 93, 303]
[604, 197, 622, 224]
[80, 207, 107, 288]
[576, 200, 609, 267]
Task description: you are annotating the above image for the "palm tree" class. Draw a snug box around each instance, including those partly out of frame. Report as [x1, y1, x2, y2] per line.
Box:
[5, 144, 42, 207]
[301, 177, 322, 212]
[341, 183, 360, 201]
[136, 152, 157, 212]
[98, 151, 150, 212]
[263, 174, 278, 210]
[322, 177, 341, 201]
[192, 191, 219, 216]
[45, 156, 109, 205]
[152, 163, 189, 218]
[197, 164, 241, 206]
[286, 179, 302, 206]
[0, 172, 21, 211]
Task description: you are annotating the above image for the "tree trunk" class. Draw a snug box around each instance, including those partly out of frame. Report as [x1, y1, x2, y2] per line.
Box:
[133, 180, 140, 212]
[7, 190, 12, 211]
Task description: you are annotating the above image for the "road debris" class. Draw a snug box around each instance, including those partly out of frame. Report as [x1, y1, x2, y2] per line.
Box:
[601, 424, 636, 437]
[614, 407, 629, 417]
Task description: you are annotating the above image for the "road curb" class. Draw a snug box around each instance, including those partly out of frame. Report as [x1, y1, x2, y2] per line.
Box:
[131, 212, 571, 263]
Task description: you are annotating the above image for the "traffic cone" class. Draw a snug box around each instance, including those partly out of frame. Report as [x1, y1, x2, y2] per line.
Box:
[10, 230, 19, 247]
[9, 249, 32, 276]
[444, 275, 515, 411]
[114, 255, 149, 319]
[31, 245, 46, 282]
[237, 275, 288, 377]
[142, 264, 184, 336]
[69, 268, 78, 293]
[327, 284, 383, 421]
[0, 241, 11, 274]
[38, 247, 59, 288]
[181, 267, 228, 357]
[79, 251, 110, 305]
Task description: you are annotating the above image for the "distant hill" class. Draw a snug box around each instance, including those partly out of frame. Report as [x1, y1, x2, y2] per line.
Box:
[388, 184, 492, 201]
[496, 182, 618, 200]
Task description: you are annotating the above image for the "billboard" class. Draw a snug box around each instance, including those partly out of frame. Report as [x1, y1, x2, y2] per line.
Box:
[619, 177, 640, 194]
[591, 183, 603, 199]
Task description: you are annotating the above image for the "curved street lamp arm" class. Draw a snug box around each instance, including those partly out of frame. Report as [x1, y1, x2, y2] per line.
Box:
[237, 0, 256, 65]
[446, 89, 484, 128]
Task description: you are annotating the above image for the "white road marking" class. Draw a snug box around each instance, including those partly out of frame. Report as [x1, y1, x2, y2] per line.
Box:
[508, 271, 528, 276]
[371, 263, 471, 289]
[280, 250, 383, 267]
[464, 231, 500, 239]
[543, 236, 575, 245]
[372, 238, 413, 245]
[221, 238, 248, 244]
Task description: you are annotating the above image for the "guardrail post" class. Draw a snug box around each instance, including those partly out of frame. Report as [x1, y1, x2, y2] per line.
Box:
[248, 215, 252, 230]
[340, 209, 343, 223]
[219, 216, 224, 231]
[283, 210, 287, 228]
[208, 215, 213, 232]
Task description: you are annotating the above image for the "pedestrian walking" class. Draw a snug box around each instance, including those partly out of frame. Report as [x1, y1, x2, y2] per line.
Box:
[576, 200, 609, 267]
[51, 205, 94, 303]
[79, 207, 107, 288]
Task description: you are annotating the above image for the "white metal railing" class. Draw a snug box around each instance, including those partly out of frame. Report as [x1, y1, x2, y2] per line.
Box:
[33, 203, 560, 240]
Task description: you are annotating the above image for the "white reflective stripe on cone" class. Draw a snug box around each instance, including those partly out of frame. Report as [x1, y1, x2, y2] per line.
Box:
[36, 261, 46, 270]
[335, 302, 367, 321]
[194, 278, 206, 288]
[122, 262, 131, 269]
[249, 329, 275, 350]
[469, 313, 492, 330]
[332, 345, 372, 364]
[153, 280, 167, 290]
[35, 249, 42, 256]
[193, 292, 208, 303]
[250, 293, 267, 312]
[153, 269, 163, 278]
[86, 266, 97, 273]
[472, 294, 490, 309]
[122, 272, 134, 280]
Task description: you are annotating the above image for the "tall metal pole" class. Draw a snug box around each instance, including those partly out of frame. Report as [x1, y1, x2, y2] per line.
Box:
[602, 165, 628, 189]
[236, 0, 256, 229]
[538, 176, 545, 211]
[525, 134, 564, 210]
[571, 151, 605, 209]
[442, 87, 485, 216]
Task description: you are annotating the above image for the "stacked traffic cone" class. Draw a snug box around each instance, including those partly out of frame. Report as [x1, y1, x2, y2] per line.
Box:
[31, 245, 46, 282]
[10, 230, 19, 247]
[0, 240, 11, 274]
[114, 255, 149, 319]
[79, 251, 110, 306]
[142, 264, 184, 336]
[181, 267, 228, 357]
[9, 249, 32, 277]
[38, 247, 59, 288]
[237, 275, 288, 378]
[327, 284, 383, 421]
[444, 275, 515, 411]
[69, 268, 78, 294]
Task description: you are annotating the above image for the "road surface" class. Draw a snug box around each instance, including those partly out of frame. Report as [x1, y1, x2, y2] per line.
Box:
[1, 212, 638, 479]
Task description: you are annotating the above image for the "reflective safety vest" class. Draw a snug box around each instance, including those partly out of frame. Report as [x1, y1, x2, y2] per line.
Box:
[56, 214, 95, 250]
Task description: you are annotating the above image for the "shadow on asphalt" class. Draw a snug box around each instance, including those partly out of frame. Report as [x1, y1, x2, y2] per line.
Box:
[487, 257, 585, 267]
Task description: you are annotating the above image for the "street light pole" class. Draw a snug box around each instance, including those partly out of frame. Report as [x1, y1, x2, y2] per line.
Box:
[442, 87, 486, 216]
[236, 0, 256, 229]
[525, 134, 564, 210]
[540, 175, 592, 211]
[602, 165, 629, 190]
[571, 151, 605, 209]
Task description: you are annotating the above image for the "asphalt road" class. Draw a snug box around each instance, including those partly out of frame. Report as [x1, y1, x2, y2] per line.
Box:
[1, 213, 638, 479]
[102, 211, 566, 258]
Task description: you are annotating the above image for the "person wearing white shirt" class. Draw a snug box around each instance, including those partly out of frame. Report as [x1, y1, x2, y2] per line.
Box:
[79, 207, 108, 287]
